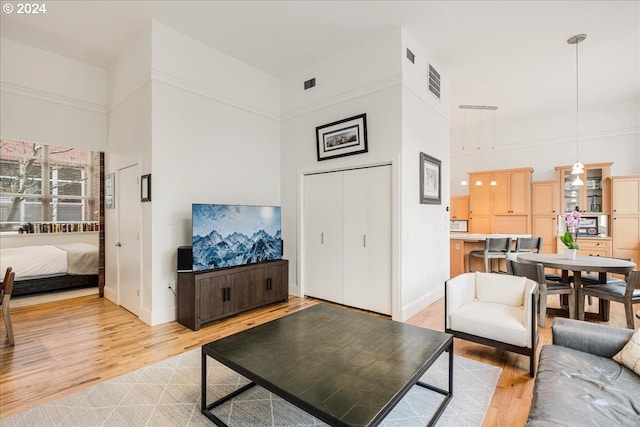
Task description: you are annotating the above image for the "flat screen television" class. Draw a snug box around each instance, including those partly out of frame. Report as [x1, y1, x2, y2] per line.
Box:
[192, 204, 282, 271]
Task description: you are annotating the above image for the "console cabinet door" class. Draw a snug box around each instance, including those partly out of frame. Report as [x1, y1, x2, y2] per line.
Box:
[253, 263, 288, 305]
[230, 269, 258, 312]
[199, 274, 231, 321]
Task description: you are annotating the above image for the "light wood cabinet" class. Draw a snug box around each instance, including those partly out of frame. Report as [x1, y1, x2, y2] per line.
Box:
[450, 239, 465, 278]
[468, 167, 533, 234]
[575, 238, 612, 257]
[450, 195, 469, 220]
[610, 175, 640, 262]
[532, 181, 559, 253]
[469, 172, 493, 216]
[556, 162, 612, 214]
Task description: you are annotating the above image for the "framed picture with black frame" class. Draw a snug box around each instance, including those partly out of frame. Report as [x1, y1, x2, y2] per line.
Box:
[316, 113, 368, 161]
[420, 152, 441, 204]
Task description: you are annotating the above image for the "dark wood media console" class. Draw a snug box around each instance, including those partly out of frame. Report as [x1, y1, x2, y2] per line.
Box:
[177, 259, 288, 331]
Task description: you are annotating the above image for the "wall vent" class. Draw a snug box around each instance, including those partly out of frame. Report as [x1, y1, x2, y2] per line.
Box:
[428, 64, 441, 99]
[304, 78, 316, 90]
[406, 48, 415, 64]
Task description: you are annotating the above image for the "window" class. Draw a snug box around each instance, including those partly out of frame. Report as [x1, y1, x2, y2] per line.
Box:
[0, 138, 100, 232]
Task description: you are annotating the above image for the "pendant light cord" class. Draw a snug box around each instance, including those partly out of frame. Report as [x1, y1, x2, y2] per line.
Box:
[575, 38, 580, 164]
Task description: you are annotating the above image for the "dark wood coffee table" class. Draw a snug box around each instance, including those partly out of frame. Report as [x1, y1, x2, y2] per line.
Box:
[201, 304, 453, 427]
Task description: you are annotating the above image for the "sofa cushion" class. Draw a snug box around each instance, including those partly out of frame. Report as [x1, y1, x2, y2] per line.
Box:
[613, 328, 640, 376]
[449, 301, 527, 347]
[527, 344, 640, 427]
[475, 272, 526, 306]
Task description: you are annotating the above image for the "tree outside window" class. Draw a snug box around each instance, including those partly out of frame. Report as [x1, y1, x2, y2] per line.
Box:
[0, 138, 100, 232]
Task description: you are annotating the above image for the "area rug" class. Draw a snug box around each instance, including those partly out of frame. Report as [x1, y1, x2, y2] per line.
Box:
[1, 348, 501, 427]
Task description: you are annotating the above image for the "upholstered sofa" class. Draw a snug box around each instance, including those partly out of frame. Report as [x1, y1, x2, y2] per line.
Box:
[527, 318, 639, 426]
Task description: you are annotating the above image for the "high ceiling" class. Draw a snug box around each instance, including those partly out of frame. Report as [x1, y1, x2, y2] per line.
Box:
[1, 1, 638, 131]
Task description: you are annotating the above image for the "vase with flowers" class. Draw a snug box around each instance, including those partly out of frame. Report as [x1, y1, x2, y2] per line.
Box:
[560, 210, 581, 259]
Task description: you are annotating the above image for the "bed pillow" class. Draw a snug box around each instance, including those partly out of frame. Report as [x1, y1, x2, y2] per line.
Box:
[613, 328, 640, 375]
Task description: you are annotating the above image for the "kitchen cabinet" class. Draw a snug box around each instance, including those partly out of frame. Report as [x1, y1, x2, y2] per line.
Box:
[468, 167, 533, 234]
[450, 196, 469, 220]
[532, 180, 559, 253]
[610, 175, 640, 262]
[556, 162, 612, 214]
[575, 238, 612, 257]
[450, 239, 465, 278]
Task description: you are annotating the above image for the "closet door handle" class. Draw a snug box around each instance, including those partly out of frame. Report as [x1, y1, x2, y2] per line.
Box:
[321, 232, 324, 244]
[363, 234, 367, 248]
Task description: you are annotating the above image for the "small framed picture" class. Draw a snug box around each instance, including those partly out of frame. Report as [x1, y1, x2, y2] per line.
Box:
[141, 174, 151, 202]
[316, 114, 368, 161]
[420, 152, 441, 204]
[105, 172, 115, 209]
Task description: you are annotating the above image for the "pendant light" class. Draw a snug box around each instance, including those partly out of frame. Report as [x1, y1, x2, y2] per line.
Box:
[568, 34, 586, 186]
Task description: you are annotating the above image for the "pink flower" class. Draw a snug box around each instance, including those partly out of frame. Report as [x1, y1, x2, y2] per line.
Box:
[563, 211, 581, 229]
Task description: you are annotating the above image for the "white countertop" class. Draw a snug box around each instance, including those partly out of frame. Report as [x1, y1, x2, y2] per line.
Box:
[450, 233, 532, 241]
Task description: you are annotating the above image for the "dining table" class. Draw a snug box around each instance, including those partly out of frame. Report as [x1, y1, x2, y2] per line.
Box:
[516, 253, 636, 321]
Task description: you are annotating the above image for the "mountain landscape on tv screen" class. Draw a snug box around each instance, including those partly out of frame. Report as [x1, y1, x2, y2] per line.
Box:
[192, 204, 281, 270]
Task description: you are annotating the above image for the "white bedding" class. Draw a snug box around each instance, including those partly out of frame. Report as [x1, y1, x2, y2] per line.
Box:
[0, 244, 98, 279]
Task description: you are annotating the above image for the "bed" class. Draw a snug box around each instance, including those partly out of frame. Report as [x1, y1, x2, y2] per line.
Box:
[0, 244, 99, 296]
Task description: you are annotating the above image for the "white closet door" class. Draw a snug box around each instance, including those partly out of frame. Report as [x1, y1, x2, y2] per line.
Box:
[303, 172, 344, 303]
[343, 168, 369, 308]
[363, 165, 392, 314]
[343, 165, 392, 314]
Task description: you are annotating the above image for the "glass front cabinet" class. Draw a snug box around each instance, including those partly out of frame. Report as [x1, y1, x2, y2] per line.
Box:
[555, 162, 612, 214]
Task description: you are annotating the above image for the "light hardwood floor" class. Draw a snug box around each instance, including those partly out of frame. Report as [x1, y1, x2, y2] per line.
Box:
[0, 293, 637, 426]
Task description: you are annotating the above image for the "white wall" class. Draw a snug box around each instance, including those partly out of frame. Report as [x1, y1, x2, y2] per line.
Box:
[147, 23, 281, 325]
[0, 38, 105, 251]
[0, 38, 107, 150]
[281, 27, 450, 321]
[451, 96, 640, 196]
[104, 25, 152, 318]
[399, 29, 451, 320]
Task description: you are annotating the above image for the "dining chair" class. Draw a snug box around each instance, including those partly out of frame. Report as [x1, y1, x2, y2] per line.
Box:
[507, 259, 575, 327]
[469, 237, 511, 273]
[515, 237, 543, 253]
[1, 267, 16, 346]
[581, 256, 632, 305]
[578, 270, 639, 329]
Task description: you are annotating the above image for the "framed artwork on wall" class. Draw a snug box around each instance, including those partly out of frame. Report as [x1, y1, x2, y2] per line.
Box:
[141, 174, 151, 202]
[316, 113, 368, 161]
[420, 152, 441, 204]
[105, 173, 115, 209]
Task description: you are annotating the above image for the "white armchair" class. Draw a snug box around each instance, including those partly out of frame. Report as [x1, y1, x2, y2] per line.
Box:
[445, 272, 539, 377]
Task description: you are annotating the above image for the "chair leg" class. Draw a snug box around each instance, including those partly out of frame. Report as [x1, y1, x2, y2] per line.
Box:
[2, 305, 14, 346]
[567, 293, 576, 320]
[539, 293, 547, 328]
[484, 257, 489, 273]
[577, 290, 586, 321]
[624, 302, 635, 330]
[469, 254, 475, 272]
[529, 351, 536, 378]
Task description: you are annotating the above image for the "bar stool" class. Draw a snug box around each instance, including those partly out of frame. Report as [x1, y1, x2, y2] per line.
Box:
[469, 237, 511, 273]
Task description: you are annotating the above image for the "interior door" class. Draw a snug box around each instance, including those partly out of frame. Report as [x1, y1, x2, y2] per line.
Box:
[303, 172, 344, 303]
[117, 165, 141, 315]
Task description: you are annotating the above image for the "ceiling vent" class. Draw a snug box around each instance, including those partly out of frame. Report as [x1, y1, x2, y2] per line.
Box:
[428, 64, 441, 99]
